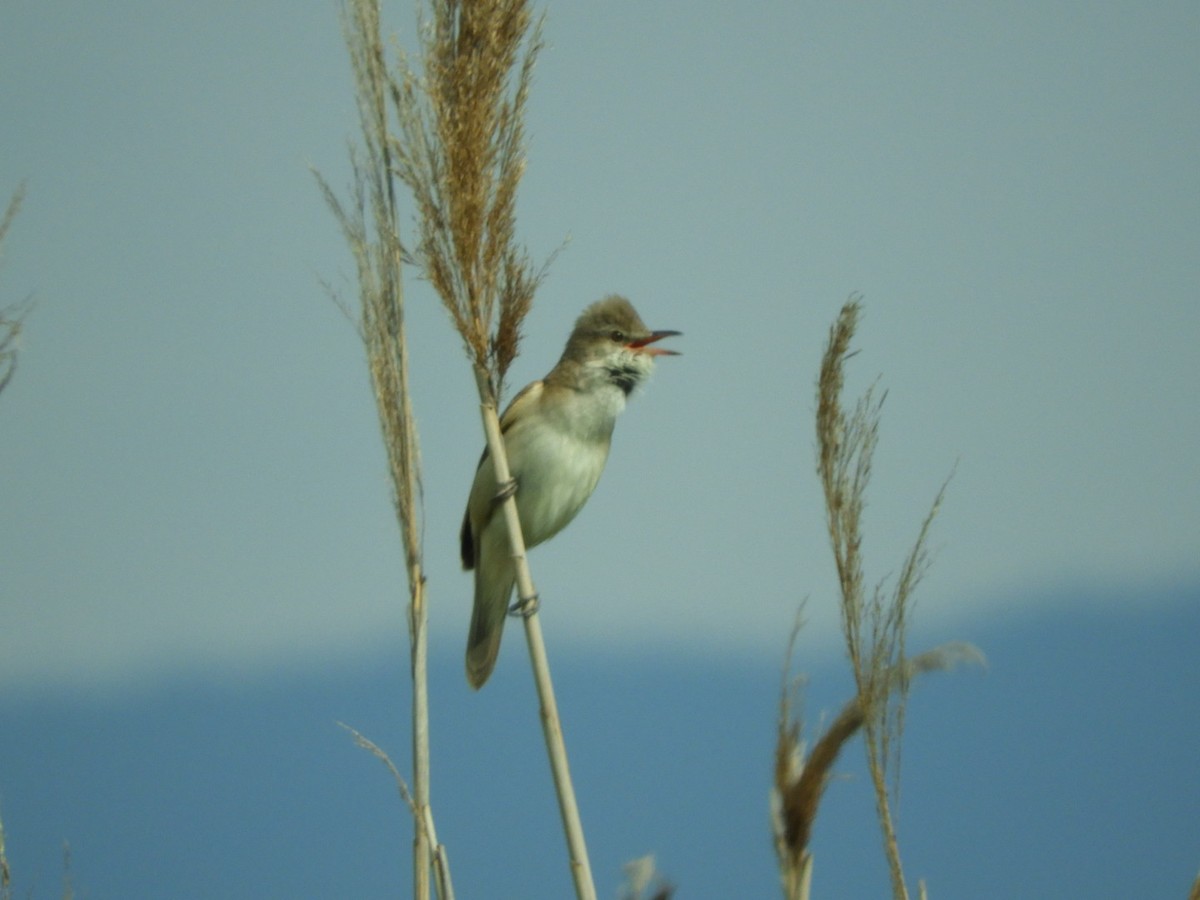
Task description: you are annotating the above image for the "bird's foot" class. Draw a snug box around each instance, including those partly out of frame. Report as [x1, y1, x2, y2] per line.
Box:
[493, 478, 518, 504]
[509, 592, 540, 618]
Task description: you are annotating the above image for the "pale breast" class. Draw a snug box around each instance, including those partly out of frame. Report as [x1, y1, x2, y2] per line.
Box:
[504, 413, 612, 548]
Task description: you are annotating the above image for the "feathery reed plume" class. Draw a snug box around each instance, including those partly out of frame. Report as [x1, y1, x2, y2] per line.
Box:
[391, 0, 546, 391]
[813, 297, 976, 899]
[0, 183, 29, 398]
[315, 3, 446, 898]
[773, 619, 981, 899]
[381, 2, 595, 897]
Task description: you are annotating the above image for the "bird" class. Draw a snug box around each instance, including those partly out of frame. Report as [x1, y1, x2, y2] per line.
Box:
[460, 295, 680, 688]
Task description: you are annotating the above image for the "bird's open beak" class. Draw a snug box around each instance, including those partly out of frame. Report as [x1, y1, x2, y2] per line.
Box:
[628, 330, 682, 356]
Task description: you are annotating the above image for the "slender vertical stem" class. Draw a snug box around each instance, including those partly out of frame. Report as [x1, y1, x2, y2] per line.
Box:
[520, 605, 594, 897]
[870, 759, 907, 900]
[798, 852, 813, 900]
[473, 366, 596, 900]
[409, 569, 430, 900]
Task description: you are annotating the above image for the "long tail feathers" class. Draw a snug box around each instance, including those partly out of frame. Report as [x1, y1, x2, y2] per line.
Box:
[465, 563, 515, 689]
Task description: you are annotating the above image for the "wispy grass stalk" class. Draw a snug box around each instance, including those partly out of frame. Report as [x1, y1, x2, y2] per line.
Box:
[314, 2, 443, 897]
[772, 296, 980, 899]
[339, 723, 454, 900]
[0, 183, 30, 398]
[0, 190, 28, 899]
[817, 298, 914, 897]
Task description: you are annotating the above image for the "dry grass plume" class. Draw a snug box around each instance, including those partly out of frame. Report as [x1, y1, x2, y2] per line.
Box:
[315, 1, 439, 896]
[390, 0, 546, 392]
[771, 297, 981, 899]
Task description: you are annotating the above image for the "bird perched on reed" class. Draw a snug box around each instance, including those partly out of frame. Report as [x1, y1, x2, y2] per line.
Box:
[461, 295, 680, 688]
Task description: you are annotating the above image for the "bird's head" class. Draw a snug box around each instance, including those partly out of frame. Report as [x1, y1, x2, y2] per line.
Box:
[560, 295, 680, 396]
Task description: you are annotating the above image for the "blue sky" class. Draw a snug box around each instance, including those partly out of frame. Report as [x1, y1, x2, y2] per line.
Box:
[1, 1, 1197, 897]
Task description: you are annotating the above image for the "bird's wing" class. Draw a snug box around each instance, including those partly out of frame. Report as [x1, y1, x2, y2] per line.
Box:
[460, 380, 545, 569]
[459, 504, 476, 570]
[498, 379, 544, 434]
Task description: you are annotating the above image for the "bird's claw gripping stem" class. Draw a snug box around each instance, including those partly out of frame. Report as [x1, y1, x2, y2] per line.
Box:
[493, 478, 518, 504]
[509, 592, 540, 618]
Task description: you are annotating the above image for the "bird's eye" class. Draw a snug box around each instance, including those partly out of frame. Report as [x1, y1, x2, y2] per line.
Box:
[609, 330, 626, 343]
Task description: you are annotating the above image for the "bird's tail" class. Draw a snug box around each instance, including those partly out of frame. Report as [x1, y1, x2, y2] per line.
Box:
[465, 560, 515, 689]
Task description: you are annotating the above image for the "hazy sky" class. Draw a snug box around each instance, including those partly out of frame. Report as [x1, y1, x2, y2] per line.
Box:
[1, 3, 1198, 895]
[3, 0, 1196, 694]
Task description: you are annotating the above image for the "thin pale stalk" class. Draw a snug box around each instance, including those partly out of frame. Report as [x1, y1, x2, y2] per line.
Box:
[321, 2, 449, 895]
[870, 753, 908, 900]
[340, 721, 455, 900]
[797, 853, 813, 900]
[780, 851, 813, 900]
[472, 365, 597, 900]
[409, 568, 431, 900]
[388, 240, 432, 900]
